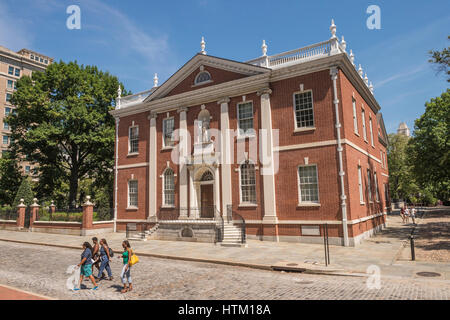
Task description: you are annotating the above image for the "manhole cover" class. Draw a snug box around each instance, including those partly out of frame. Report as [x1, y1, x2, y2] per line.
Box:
[286, 263, 298, 266]
[416, 272, 441, 277]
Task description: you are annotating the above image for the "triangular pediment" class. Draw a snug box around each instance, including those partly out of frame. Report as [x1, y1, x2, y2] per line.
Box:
[144, 54, 269, 102]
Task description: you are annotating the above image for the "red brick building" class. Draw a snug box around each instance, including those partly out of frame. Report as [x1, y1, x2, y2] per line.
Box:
[110, 21, 390, 246]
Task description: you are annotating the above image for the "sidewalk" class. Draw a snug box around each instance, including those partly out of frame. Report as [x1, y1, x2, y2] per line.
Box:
[0, 210, 449, 281]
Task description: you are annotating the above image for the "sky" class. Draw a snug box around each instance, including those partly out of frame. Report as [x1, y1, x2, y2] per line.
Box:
[1, 0, 449, 133]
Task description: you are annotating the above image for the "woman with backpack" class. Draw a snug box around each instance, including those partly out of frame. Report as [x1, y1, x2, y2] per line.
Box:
[73, 242, 98, 291]
[118, 240, 133, 293]
[95, 238, 113, 281]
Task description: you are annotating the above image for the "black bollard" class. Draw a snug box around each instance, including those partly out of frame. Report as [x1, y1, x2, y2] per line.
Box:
[410, 235, 416, 261]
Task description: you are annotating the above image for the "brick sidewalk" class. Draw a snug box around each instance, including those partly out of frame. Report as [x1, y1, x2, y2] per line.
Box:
[1, 209, 449, 280]
[0, 284, 51, 300]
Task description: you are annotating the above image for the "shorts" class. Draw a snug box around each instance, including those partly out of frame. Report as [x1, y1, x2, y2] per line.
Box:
[81, 264, 93, 277]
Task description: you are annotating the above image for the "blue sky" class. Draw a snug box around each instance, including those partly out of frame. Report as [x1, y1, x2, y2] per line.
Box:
[1, 0, 449, 133]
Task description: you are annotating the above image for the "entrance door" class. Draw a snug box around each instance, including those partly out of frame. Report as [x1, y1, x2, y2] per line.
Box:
[200, 184, 214, 218]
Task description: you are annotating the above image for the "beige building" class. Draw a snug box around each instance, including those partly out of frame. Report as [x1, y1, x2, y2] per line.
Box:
[0, 46, 53, 174]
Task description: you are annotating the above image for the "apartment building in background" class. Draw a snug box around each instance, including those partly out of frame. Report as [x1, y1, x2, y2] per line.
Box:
[0, 45, 53, 175]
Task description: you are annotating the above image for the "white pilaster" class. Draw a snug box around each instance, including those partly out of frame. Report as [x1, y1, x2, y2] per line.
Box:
[218, 97, 232, 216]
[113, 117, 120, 232]
[257, 88, 278, 225]
[178, 107, 189, 218]
[148, 112, 158, 220]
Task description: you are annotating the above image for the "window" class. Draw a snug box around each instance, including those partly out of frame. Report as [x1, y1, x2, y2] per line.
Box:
[240, 162, 256, 204]
[298, 165, 319, 203]
[294, 91, 314, 129]
[352, 98, 358, 134]
[2, 136, 9, 145]
[3, 121, 9, 130]
[6, 93, 12, 102]
[14, 68, 20, 77]
[358, 166, 364, 203]
[30, 54, 34, 59]
[25, 166, 30, 174]
[35, 56, 39, 61]
[40, 57, 43, 63]
[44, 59, 48, 64]
[128, 180, 138, 207]
[7, 80, 13, 89]
[5, 107, 11, 116]
[129, 126, 139, 154]
[237, 102, 254, 135]
[361, 108, 367, 141]
[163, 169, 175, 206]
[374, 172, 379, 202]
[194, 71, 211, 85]
[367, 169, 372, 202]
[163, 118, 175, 147]
[8, 66, 14, 75]
[369, 117, 374, 147]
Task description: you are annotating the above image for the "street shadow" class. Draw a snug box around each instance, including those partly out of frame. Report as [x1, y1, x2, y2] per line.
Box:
[415, 240, 450, 251]
[110, 284, 124, 292]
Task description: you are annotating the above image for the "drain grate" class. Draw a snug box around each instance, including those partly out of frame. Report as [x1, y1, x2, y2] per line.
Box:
[416, 272, 441, 277]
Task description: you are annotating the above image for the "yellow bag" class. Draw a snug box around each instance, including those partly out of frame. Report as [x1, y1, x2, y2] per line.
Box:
[129, 251, 139, 266]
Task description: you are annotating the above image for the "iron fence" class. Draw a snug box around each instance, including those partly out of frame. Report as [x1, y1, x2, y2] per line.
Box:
[0, 208, 17, 221]
[93, 207, 114, 221]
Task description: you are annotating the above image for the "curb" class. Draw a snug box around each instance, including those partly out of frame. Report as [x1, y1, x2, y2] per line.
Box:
[0, 238, 358, 276]
[0, 283, 57, 300]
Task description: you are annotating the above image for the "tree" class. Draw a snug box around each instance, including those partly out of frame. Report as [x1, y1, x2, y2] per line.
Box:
[387, 133, 419, 201]
[7, 61, 129, 207]
[13, 177, 34, 207]
[429, 36, 450, 82]
[0, 151, 23, 206]
[407, 89, 450, 201]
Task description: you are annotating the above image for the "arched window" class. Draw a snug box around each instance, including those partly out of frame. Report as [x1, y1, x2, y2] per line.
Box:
[201, 170, 213, 181]
[194, 71, 211, 85]
[240, 162, 256, 204]
[163, 169, 175, 206]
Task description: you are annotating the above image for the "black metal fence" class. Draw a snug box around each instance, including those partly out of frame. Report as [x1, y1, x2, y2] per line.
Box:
[93, 207, 114, 221]
[0, 207, 17, 221]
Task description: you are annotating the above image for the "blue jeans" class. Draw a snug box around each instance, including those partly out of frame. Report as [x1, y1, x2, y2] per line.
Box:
[121, 264, 132, 284]
[97, 256, 112, 278]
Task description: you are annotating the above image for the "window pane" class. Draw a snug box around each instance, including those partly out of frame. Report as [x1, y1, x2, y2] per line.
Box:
[238, 102, 253, 134]
[7, 80, 13, 89]
[6, 93, 12, 102]
[129, 127, 139, 153]
[298, 165, 319, 203]
[163, 118, 175, 147]
[164, 169, 175, 205]
[240, 163, 256, 203]
[15, 68, 20, 77]
[8, 66, 13, 75]
[5, 108, 11, 116]
[294, 92, 314, 128]
[129, 181, 138, 207]
[195, 72, 211, 84]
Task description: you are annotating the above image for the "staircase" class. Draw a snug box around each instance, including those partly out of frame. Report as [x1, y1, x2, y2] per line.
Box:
[221, 222, 247, 247]
[127, 223, 159, 241]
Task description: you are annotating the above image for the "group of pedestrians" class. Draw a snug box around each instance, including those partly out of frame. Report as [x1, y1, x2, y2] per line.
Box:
[73, 238, 135, 293]
[400, 205, 417, 225]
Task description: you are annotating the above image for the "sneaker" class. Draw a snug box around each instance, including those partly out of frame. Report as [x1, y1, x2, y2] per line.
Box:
[73, 288, 80, 291]
[92, 286, 99, 290]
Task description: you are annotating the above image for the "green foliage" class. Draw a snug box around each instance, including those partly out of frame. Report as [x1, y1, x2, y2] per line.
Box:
[95, 187, 112, 221]
[7, 60, 129, 207]
[429, 36, 450, 82]
[407, 89, 450, 200]
[13, 177, 34, 207]
[387, 133, 419, 201]
[0, 151, 23, 206]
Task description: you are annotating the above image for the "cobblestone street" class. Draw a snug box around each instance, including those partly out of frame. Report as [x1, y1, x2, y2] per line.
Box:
[0, 241, 448, 300]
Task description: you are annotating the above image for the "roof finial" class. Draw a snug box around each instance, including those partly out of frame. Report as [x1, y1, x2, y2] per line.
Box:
[364, 73, 369, 86]
[153, 73, 159, 87]
[369, 82, 374, 94]
[340, 35, 346, 52]
[358, 64, 363, 78]
[330, 19, 337, 39]
[117, 85, 122, 99]
[349, 50, 355, 66]
[262, 40, 267, 56]
[201, 36, 206, 55]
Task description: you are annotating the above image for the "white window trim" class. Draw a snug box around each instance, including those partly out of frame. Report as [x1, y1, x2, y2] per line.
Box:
[297, 164, 320, 206]
[361, 107, 367, 142]
[236, 100, 256, 139]
[293, 90, 315, 131]
[352, 98, 359, 135]
[193, 71, 213, 86]
[161, 168, 176, 208]
[127, 180, 138, 209]
[238, 160, 258, 206]
[128, 124, 139, 155]
[162, 116, 175, 149]
[369, 116, 374, 148]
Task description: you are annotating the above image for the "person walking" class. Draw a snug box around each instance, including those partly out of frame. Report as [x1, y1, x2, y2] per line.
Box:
[118, 240, 133, 293]
[91, 237, 106, 278]
[404, 206, 410, 224]
[410, 206, 417, 225]
[400, 206, 406, 223]
[73, 242, 98, 291]
[95, 239, 113, 281]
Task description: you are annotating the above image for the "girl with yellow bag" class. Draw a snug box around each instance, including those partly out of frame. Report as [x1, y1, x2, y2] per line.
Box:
[119, 240, 138, 293]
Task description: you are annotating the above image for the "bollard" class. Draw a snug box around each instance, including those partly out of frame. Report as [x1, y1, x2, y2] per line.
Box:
[323, 225, 328, 267]
[410, 235, 416, 261]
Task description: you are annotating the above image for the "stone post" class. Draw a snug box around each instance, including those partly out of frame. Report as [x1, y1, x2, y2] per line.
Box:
[82, 196, 94, 236]
[30, 198, 40, 227]
[50, 200, 56, 220]
[16, 199, 26, 229]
